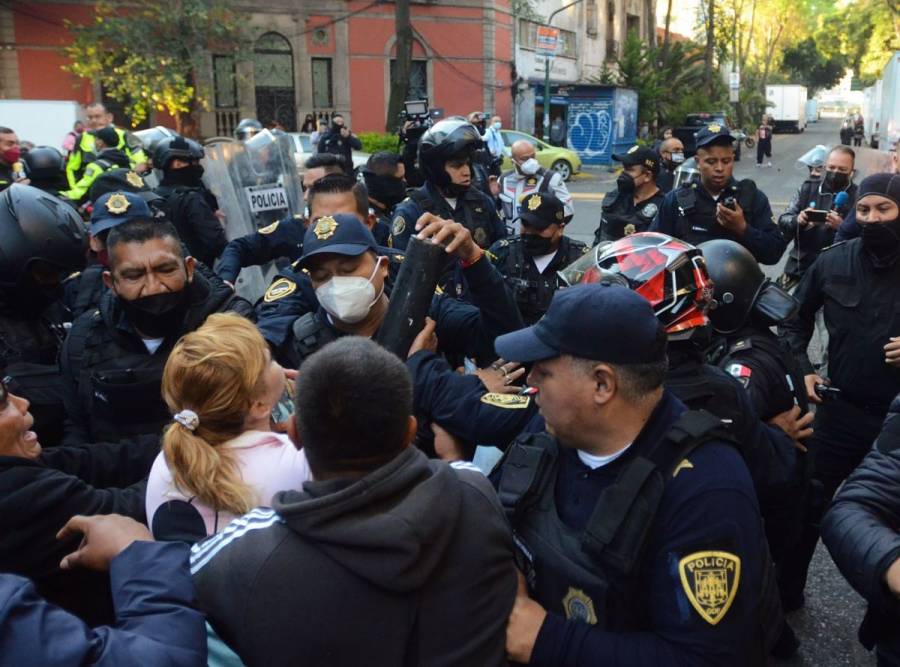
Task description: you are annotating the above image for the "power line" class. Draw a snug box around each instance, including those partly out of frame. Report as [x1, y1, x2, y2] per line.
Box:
[411, 26, 514, 91]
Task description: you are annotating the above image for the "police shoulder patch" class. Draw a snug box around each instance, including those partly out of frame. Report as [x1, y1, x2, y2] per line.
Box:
[392, 215, 406, 237]
[726, 363, 752, 388]
[259, 221, 280, 235]
[562, 587, 598, 625]
[263, 277, 297, 303]
[479, 392, 531, 409]
[641, 202, 659, 218]
[678, 550, 741, 625]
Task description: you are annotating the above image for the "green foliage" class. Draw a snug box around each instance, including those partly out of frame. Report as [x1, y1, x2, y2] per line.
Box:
[358, 132, 401, 154]
[812, 0, 898, 86]
[599, 31, 719, 127]
[64, 0, 245, 128]
[780, 37, 846, 94]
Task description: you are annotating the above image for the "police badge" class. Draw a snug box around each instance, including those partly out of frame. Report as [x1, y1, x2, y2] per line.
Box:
[678, 551, 741, 625]
[125, 171, 144, 188]
[624, 223, 636, 236]
[313, 216, 338, 240]
[562, 587, 598, 625]
[527, 194, 542, 211]
[105, 193, 130, 215]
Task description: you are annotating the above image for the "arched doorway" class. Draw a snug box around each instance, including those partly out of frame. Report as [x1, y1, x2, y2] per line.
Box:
[254, 32, 297, 131]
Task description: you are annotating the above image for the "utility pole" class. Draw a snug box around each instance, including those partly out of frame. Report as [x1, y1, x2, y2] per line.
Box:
[386, 0, 413, 132]
[542, 0, 584, 142]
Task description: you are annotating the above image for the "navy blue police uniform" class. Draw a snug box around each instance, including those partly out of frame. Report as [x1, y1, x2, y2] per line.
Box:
[216, 215, 306, 285]
[594, 146, 666, 244]
[491, 284, 768, 666]
[650, 125, 786, 265]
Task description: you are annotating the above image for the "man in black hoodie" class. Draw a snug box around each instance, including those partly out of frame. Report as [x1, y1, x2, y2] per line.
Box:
[191, 336, 517, 666]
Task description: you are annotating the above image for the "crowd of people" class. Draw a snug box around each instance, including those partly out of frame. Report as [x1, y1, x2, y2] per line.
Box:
[0, 102, 899, 667]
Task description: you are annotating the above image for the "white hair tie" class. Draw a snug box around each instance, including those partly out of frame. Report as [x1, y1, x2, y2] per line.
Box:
[174, 409, 200, 431]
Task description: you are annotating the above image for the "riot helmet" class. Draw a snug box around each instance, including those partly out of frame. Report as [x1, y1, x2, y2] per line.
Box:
[235, 118, 263, 141]
[417, 118, 484, 187]
[0, 184, 88, 290]
[21, 146, 65, 183]
[132, 126, 176, 159]
[698, 239, 798, 333]
[673, 156, 700, 189]
[561, 232, 712, 338]
[796, 144, 828, 178]
[153, 136, 204, 171]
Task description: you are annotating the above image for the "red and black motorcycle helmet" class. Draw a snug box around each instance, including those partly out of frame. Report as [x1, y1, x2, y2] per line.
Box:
[559, 232, 713, 336]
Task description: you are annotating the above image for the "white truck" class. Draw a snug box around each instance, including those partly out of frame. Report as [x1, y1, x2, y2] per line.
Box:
[878, 51, 900, 149]
[765, 84, 808, 133]
[0, 100, 83, 149]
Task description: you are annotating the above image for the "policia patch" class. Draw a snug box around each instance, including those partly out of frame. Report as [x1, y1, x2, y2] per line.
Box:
[678, 551, 741, 625]
[263, 278, 297, 303]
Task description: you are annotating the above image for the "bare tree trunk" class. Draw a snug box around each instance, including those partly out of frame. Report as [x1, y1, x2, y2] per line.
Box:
[386, 0, 413, 132]
[662, 0, 673, 59]
[704, 0, 715, 94]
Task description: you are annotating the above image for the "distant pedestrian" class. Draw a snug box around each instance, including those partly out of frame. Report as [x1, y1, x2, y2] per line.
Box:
[62, 121, 84, 154]
[756, 115, 773, 167]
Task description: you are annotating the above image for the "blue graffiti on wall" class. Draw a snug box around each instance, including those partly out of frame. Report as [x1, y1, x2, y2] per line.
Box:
[567, 99, 614, 164]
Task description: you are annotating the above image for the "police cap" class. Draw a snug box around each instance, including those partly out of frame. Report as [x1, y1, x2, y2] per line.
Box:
[299, 213, 379, 268]
[495, 283, 665, 364]
[87, 168, 156, 204]
[90, 191, 153, 236]
[695, 123, 734, 150]
[612, 145, 660, 175]
[519, 191, 567, 230]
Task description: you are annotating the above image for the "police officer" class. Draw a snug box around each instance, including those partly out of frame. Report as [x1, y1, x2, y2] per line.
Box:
[651, 123, 786, 264]
[153, 136, 227, 267]
[63, 191, 154, 320]
[780, 173, 900, 612]
[235, 118, 263, 142]
[62, 127, 132, 203]
[284, 212, 522, 369]
[778, 145, 857, 290]
[391, 118, 506, 252]
[316, 114, 362, 172]
[0, 184, 87, 446]
[595, 146, 665, 243]
[59, 218, 252, 445]
[656, 136, 685, 193]
[494, 283, 768, 665]
[65, 103, 148, 188]
[21, 146, 70, 200]
[86, 168, 165, 214]
[701, 240, 811, 652]
[488, 191, 587, 324]
[361, 151, 407, 246]
[498, 140, 573, 230]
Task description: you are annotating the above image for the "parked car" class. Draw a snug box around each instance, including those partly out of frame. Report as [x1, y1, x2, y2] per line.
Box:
[499, 129, 581, 181]
[287, 132, 370, 175]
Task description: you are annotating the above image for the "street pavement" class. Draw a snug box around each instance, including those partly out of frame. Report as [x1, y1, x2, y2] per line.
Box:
[564, 118, 877, 665]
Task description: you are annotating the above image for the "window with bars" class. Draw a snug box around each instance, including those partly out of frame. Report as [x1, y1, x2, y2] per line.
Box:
[312, 58, 333, 108]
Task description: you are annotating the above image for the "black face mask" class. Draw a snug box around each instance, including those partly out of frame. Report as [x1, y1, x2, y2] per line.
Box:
[364, 174, 407, 209]
[332, 123, 344, 134]
[119, 288, 189, 338]
[444, 182, 470, 197]
[861, 218, 900, 269]
[617, 172, 636, 195]
[522, 233, 555, 257]
[165, 164, 204, 186]
[823, 170, 850, 192]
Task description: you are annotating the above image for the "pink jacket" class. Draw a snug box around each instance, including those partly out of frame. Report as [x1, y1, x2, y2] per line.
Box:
[146, 430, 311, 539]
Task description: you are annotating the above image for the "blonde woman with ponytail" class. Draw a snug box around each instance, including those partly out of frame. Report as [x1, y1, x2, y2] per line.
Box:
[146, 313, 310, 542]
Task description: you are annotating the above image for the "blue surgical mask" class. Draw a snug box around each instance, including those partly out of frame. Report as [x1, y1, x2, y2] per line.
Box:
[493, 121, 502, 131]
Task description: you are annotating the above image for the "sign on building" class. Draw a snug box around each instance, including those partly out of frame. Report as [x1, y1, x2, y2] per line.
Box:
[535, 26, 560, 56]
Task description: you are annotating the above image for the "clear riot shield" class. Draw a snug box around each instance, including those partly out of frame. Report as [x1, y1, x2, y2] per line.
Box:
[202, 130, 304, 302]
[132, 126, 177, 189]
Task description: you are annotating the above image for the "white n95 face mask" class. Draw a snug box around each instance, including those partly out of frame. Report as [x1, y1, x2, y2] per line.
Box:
[519, 158, 540, 176]
[315, 259, 384, 324]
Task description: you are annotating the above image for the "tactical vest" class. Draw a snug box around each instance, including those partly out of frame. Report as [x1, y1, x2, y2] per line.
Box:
[709, 332, 809, 418]
[409, 186, 495, 249]
[501, 237, 586, 325]
[674, 181, 756, 246]
[499, 168, 552, 221]
[65, 312, 174, 443]
[290, 311, 339, 366]
[70, 266, 107, 320]
[598, 191, 662, 242]
[497, 411, 729, 631]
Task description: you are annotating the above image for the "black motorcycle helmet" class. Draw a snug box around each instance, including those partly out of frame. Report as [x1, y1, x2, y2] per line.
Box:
[417, 118, 484, 187]
[0, 184, 87, 289]
[698, 239, 798, 333]
[21, 146, 65, 182]
[153, 136, 204, 171]
[235, 118, 263, 141]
